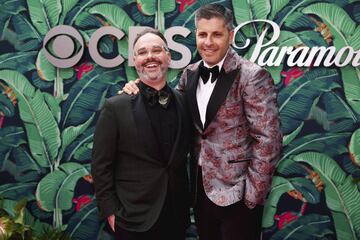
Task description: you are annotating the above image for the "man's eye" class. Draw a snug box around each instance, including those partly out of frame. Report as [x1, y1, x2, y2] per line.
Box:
[152, 48, 162, 54]
[137, 50, 147, 56]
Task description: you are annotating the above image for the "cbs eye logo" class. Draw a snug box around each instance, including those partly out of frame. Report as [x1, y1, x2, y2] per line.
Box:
[43, 25, 125, 68]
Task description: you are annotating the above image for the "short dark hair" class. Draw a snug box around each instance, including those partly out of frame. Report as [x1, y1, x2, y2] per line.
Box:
[195, 4, 233, 30]
[133, 28, 168, 48]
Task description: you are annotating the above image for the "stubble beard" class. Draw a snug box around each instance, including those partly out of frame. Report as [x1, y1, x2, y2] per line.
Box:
[136, 63, 168, 82]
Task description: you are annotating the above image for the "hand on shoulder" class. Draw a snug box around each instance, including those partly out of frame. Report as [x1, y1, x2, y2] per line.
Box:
[118, 79, 140, 95]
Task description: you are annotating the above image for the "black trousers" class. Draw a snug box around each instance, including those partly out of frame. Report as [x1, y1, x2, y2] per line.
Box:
[194, 170, 263, 240]
[115, 195, 185, 240]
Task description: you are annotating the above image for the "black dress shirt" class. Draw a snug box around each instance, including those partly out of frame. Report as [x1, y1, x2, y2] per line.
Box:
[139, 82, 178, 163]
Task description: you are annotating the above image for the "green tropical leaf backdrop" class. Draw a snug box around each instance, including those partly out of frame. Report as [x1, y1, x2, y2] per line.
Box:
[0, 0, 359, 239]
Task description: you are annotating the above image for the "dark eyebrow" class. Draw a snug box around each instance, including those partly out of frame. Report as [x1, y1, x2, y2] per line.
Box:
[136, 44, 163, 50]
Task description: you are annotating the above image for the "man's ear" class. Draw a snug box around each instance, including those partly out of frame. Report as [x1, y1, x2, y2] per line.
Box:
[167, 51, 171, 64]
[229, 30, 234, 44]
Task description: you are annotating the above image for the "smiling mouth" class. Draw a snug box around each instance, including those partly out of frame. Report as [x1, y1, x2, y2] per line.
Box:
[144, 62, 160, 69]
[202, 49, 217, 54]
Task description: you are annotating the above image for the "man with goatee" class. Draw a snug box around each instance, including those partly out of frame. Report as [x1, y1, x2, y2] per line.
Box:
[91, 28, 191, 240]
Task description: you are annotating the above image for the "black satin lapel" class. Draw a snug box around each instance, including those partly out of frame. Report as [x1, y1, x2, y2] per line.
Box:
[204, 69, 239, 129]
[167, 90, 184, 166]
[131, 94, 161, 161]
[185, 69, 203, 132]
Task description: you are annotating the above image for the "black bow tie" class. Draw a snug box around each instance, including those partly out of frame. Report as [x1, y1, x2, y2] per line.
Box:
[143, 86, 171, 109]
[199, 64, 220, 84]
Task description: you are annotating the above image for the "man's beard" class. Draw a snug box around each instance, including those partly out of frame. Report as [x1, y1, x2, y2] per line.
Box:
[136, 58, 168, 82]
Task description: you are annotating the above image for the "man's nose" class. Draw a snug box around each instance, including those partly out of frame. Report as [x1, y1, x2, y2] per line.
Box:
[145, 51, 154, 57]
[205, 36, 213, 45]
[141, 51, 155, 60]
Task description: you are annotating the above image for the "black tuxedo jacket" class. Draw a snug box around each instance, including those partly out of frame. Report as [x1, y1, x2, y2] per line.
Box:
[91, 88, 191, 232]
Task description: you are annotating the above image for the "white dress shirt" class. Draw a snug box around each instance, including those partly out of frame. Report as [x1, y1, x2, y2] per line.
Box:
[196, 54, 227, 166]
[196, 55, 227, 128]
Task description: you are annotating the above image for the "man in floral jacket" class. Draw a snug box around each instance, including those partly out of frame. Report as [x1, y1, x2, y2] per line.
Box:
[176, 4, 282, 240]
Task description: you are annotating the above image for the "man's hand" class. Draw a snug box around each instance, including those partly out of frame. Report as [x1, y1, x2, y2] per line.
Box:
[108, 214, 115, 232]
[245, 199, 257, 209]
[118, 79, 140, 95]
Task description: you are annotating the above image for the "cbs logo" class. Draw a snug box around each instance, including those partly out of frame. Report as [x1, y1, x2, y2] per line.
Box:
[43, 25, 192, 69]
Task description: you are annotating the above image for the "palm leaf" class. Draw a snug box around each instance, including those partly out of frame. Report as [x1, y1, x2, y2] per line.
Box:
[0, 94, 15, 117]
[276, 31, 305, 48]
[283, 122, 304, 146]
[278, 68, 340, 134]
[340, 156, 360, 178]
[88, 3, 134, 34]
[60, 67, 122, 129]
[72, 142, 92, 162]
[265, 64, 283, 85]
[59, 0, 80, 24]
[22, 209, 52, 238]
[35, 162, 89, 211]
[74, 12, 103, 28]
[58, 114, 94, 161]
[30, 72, 54, 90]
[36, 49, 74, 82]
[27, 0, 62, 35]
[283, 11, 316, 30]
[0, 70, 61, 168]
[0, 51, 37, 73]
[269, 0, 289, 20]
[63, 127, 94, 163]
[13, 147, 42, 183]
[232, 0, 271, 37]
[263, 176, 321, 228]
[65, 0, 130, 25]
[273, 0, 337, 27]
[127, 3, 154, 25]
[43, 92, 61, 124]
[353, 4, 360, 23]
[293, 152, 360, 240]
[318, 91, 358, 132]
[276, 159, 309, 176]
[281, 132, 352, 162]
[65, 201, 101, 240]
[137, 0, 176, 15]
[270, 214, 334, 240]
[80, 29, 115, 55]
[338, 66, 360, 115]
[0, 127, 26, 147]
[297, 30, 328, 47]
[303, 3, 356, 42]
[349, 128, 360, 167]
[124, 61, 139, 82]
[0, 0, 26, 38]
[11, 14, 42, 51]
[302, 3, 360, 115]
[0, 182, 37, 200]
[0, 127, 26, 177]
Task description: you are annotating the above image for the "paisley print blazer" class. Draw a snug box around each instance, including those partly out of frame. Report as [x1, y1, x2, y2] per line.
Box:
[177, 48, 282, 207]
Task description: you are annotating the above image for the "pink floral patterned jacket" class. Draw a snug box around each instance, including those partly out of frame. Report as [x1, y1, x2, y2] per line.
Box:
[177, 48, 282, 207]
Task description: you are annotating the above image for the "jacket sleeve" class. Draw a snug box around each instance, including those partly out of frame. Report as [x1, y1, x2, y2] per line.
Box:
[176, 68, 188, 92]
[242, 66, 282, 207]
[91, 99, 120, 220]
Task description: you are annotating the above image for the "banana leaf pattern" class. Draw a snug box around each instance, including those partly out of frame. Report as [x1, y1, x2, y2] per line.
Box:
[0, 0, 359, 239]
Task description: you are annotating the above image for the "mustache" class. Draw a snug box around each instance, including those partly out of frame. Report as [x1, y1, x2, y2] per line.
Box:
[142, 57, 162, 66]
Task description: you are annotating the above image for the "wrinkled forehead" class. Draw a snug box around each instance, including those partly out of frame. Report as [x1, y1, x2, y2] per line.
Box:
[134, 33, 166, 51]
